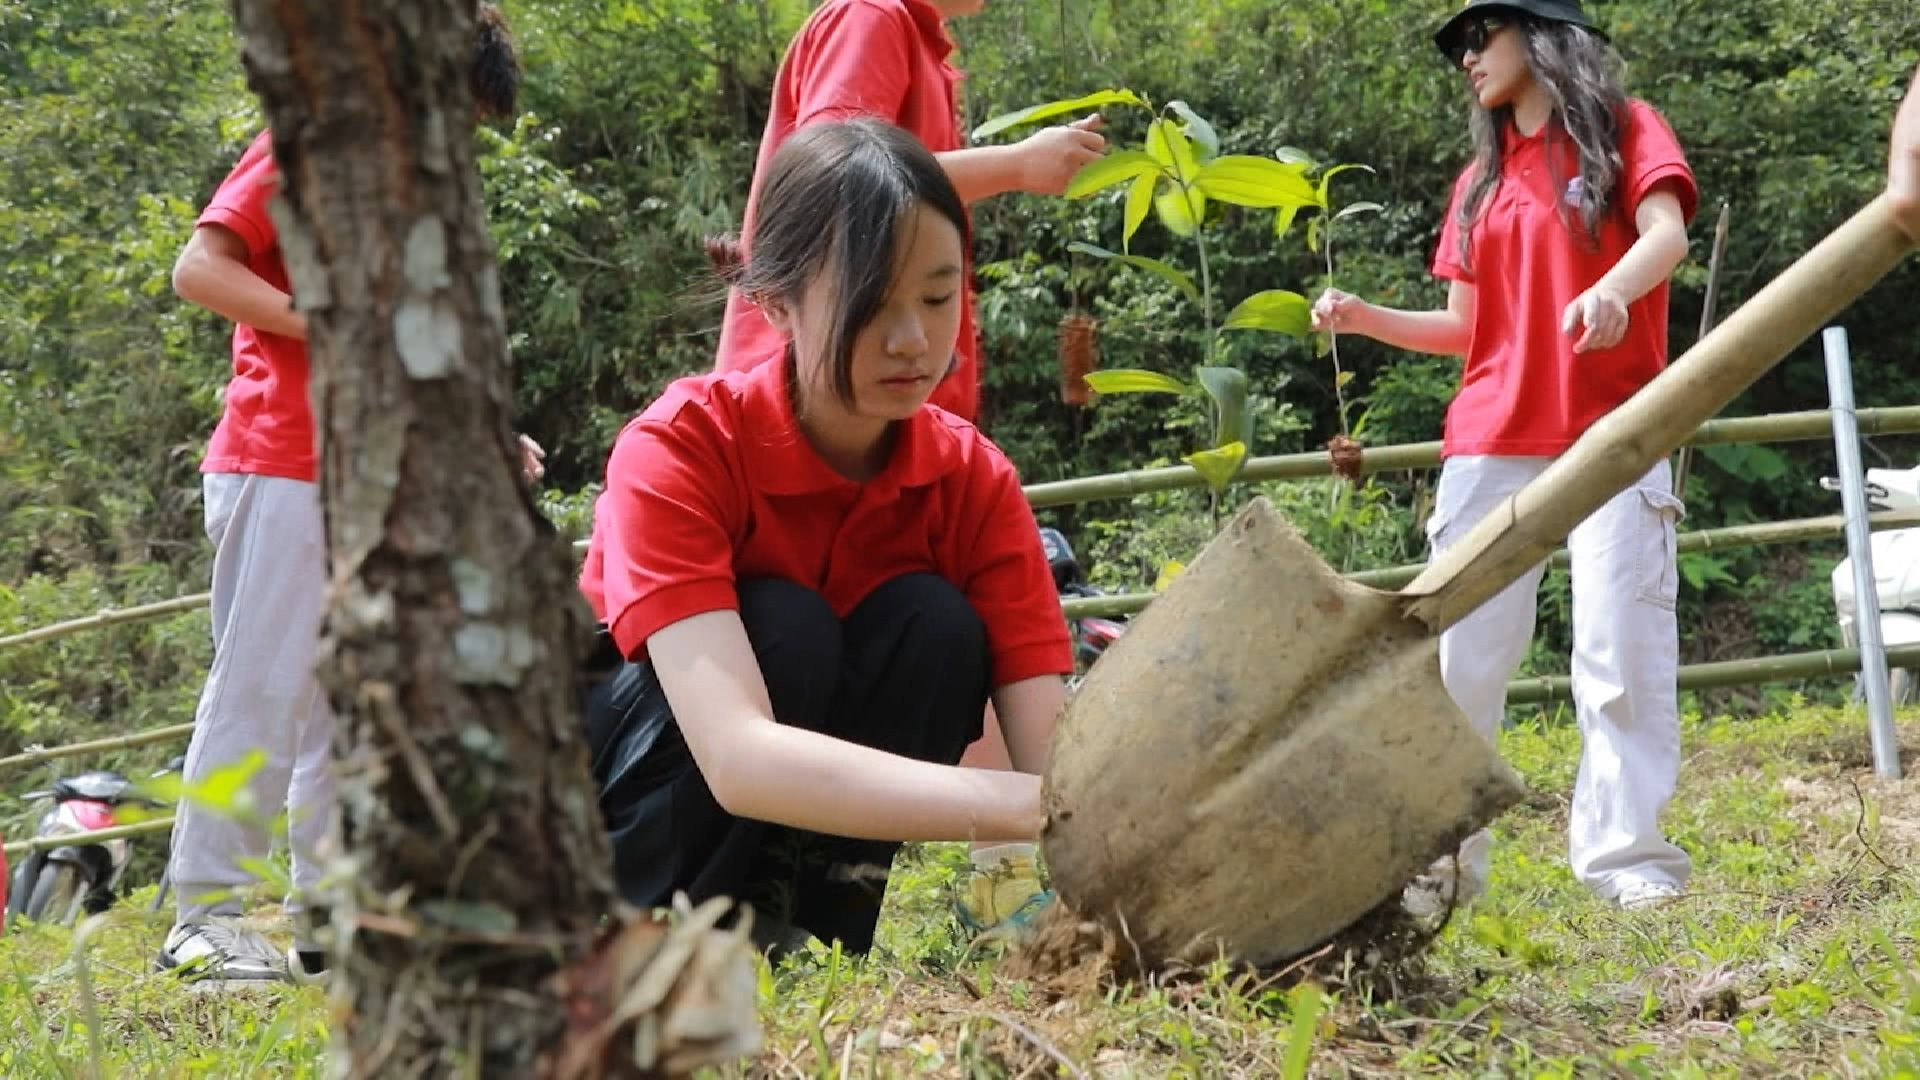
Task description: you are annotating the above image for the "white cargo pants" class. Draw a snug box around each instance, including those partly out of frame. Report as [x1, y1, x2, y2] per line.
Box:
[1430, 455, 1691, 899]
[167, 473, 337, 926]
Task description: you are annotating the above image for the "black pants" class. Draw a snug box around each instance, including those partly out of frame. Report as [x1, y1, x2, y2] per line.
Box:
[583, 574, 990, 954]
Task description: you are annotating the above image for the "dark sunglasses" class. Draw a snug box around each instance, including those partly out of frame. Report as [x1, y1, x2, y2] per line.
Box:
[1445, 14, 1510, 67]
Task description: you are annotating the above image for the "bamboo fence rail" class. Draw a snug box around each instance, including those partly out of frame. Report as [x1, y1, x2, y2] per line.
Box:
[1024, 405, 1920, 509]
[1506, 641, 1920, 706]
[2, 817, 175, 858]
[0, 723, 196, 771]
[1060, 507, 1920, 619]
[7, 407, 1919, 653]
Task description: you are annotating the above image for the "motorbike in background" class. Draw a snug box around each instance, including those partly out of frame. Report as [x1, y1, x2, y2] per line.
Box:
[1823, 465, 1920, 706]
[7, 755, 182, 926]
[1039, 526, 1127, 683]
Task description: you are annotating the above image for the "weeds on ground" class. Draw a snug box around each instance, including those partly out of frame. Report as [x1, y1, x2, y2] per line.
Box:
[2, 705, 1916, 1077]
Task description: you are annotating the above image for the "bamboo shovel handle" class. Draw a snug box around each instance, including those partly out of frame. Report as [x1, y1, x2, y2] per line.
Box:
[1405, 195, 1916, 632]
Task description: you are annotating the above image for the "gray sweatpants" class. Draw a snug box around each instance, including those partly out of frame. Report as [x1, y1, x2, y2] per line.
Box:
[168, 473, 337, 927]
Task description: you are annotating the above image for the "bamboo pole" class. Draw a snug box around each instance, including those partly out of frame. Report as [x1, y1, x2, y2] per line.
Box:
[1023, 405, 1920, 510]
[1506, 641, 1920, 706]
[0, 539, 598, 651]
[0, 594, 212, 651]
[2, 817, 176, 858]
[9, 406, 1920, 652]
[1673, 201, 1734, 499]
[0, 722, 197, 771]
[1060, 507, 1920, 620]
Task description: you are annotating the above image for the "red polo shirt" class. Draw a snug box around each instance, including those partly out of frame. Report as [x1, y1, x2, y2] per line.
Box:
[715, 0, 983, 421]
[579, 358, 1071, 688]
[1432, 99, 1697, 457]
[197, 130, 316, 482]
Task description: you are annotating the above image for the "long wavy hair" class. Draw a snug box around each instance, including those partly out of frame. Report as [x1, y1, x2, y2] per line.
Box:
[1458, 16, 1628, 258]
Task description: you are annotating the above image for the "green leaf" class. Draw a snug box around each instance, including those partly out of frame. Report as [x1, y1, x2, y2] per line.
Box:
[1335, 200, 1386, 221]
[1223, 290, 1311, 336]
[1192, 156, 1318, 209]
[1315, 163, 1376, 207]
[1196, 365, 1251, 447]
[1334, 370, 1356, 388]
[1307, 215, 1324, 254]
[970, 89, 1148, 140]
[180, 750, 266, 819]
[1183, 441, 1248, 495]
[1166, 100, 1220, 160]
[1282, 983, 1327, 1080]
[1154, 187, 1200, 237]
[1123, 172, 1156, 251]
[1145, 118, 1201, 182]
[1274, 146, 1317, 167]
[1274, 202, 1304, 240]
[1069, 241, 1200, 303]
[1146, 119, 1207, 233]
[1065, 150, 1162, 199]
[1083, 368, 1193, 396]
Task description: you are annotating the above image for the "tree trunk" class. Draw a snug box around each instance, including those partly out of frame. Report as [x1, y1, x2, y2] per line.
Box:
[226, 1, 613, 1072]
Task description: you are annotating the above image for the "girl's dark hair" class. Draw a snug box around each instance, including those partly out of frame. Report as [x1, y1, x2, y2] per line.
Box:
[1459, 16, 1627, 258]
[472, 3, 521, 120]
[711, 118, 970, 406]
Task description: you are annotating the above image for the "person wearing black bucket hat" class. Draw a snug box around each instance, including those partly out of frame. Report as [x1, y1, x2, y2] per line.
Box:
[1313, 0, 1698, 916]
[1433, 0, 1603, 66]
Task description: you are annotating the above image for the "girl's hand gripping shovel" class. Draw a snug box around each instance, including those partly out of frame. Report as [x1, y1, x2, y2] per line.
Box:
[1043, 197, 1917, 967]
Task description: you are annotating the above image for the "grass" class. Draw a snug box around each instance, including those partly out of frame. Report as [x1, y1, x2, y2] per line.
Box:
[3, 703, 1917, 1078]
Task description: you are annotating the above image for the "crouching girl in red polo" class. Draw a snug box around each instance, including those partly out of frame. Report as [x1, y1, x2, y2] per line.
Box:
[577, 119, 1073, 954]
[1313, 0, 1697, 913]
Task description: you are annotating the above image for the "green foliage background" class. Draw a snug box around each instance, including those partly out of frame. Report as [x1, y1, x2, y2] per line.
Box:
[3, 0, 1919, 798]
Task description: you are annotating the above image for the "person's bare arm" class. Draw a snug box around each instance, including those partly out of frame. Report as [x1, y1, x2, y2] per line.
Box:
[1560, 187, 1690, 352]
[989, 675, 1067, 777]
[1311, 279, 1476, 357]
[1890, 66, 1920, 241]
[939, 116, 1106, 203]
[171, 224, 306, 340]
[648, 611, 1046, 843]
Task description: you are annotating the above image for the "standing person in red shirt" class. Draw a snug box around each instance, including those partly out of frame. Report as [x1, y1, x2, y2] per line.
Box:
[1311, 0, 1697, 913]
[159, 5, 535, 985]
[717, 0, 1103, 931]
[580, 119, 1074, 956]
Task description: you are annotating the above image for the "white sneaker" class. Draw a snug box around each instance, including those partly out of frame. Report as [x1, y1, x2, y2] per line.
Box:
[1616, 881, 1682, 911]
[1401, 857, 1488, 919]
[158, 919, 289, 983]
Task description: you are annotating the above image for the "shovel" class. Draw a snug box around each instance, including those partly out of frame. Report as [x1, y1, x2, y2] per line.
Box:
[1043, 197, 1915, 968]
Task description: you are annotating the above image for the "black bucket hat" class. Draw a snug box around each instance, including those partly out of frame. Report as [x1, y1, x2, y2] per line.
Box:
[1433, 0, 1607, 61]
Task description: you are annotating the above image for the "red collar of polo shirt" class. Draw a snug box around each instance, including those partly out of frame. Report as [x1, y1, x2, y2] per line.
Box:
[739, 350, 964, 495]
[902, 0, 956, 61]
[1502, 116, 1555, 152]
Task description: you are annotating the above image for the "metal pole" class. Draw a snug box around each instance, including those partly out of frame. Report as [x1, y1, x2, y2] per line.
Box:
[1825, 326, 1903, 779]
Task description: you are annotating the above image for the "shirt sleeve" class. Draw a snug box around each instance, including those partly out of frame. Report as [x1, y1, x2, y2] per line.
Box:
[594, 414, 742, 661]
[197, 131, 280, 259]
[959, 447, 1075, 688]
[787, 1, 915, 128]
[1430, 167, 1477, 283]
[1622, 100, 1698, 225]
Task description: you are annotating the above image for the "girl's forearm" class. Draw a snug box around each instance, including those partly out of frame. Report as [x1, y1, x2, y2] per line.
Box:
[1352, 305, 1472, 357]
[715, 722, 1045, 842]
[1593, 218, 1690, 305]
[173, 244, 306, 339]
